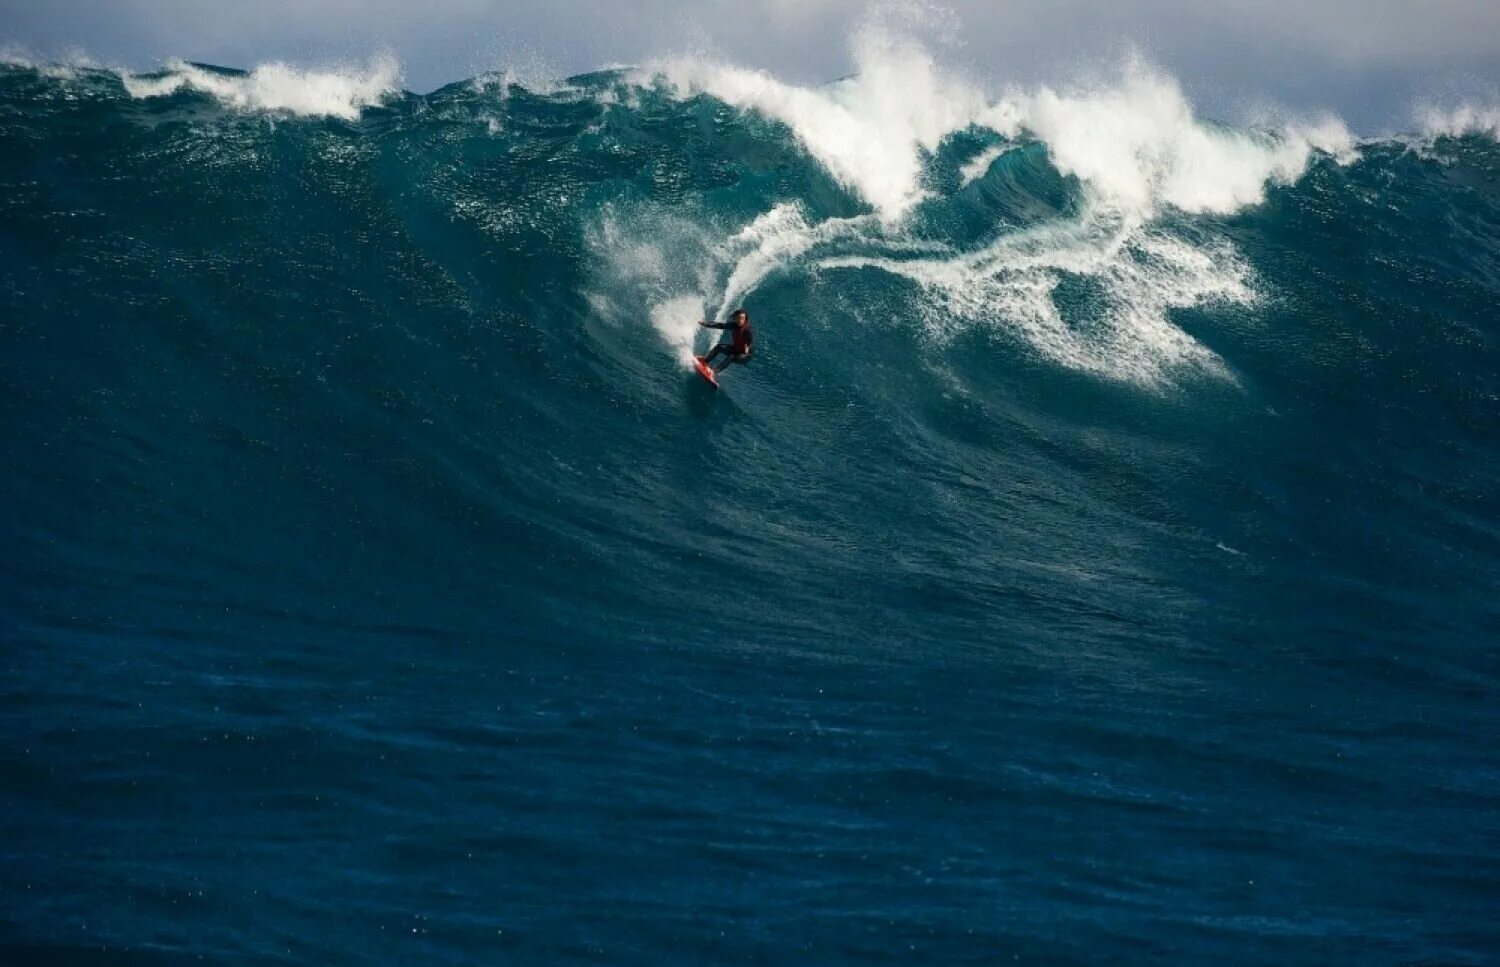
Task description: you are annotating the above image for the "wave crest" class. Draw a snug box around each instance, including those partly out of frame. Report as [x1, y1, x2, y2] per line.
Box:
[1008, 65, 1356, 217]
[1417, 101, 1500, 139]
[644, 33, 1355, 224]
[123, 54, 402, 120]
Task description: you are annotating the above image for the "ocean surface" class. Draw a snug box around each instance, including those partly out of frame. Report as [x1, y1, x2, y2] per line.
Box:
[2, 36, 1498, 965]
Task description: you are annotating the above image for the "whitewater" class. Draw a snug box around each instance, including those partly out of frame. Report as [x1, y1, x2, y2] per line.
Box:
[2, 26, 1497, 967]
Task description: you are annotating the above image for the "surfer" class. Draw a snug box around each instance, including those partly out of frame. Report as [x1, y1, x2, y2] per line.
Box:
[699, 309, 755, 374]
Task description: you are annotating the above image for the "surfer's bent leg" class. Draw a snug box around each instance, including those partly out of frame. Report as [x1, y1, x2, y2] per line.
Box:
[712, 351, 748, 374]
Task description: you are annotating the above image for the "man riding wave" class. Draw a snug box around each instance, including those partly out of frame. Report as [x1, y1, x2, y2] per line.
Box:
[698, 308, 754, 374]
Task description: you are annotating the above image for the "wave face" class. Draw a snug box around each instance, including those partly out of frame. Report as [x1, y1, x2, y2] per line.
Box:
[3, 41, 1499, 965]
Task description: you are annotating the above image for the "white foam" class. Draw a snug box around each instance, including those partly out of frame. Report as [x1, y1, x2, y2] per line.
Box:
[583, 204, 719, 365]
[1415, 102, 1500, 139]
[123, 54, 401, 120]
[650, 295, 709, 365]
[996, 64, 1356, 217]
[647, 26, 991, 220]
[645, 35, 1353, 223]
[1, 45, 42, 70]
[0, 45, 105, 81]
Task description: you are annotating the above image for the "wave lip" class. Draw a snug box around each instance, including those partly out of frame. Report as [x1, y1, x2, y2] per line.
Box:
[122, 54, 403, 120]
[644, 31, 1357, 230]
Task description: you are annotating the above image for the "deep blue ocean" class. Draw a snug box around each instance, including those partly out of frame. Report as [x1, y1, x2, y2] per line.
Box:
[1, 44, 1498, 966]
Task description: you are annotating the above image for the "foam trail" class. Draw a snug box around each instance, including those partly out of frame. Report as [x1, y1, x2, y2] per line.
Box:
[123, 55, 402, 120]
[713, 205, 890, 317]
[819, 208, 1253, 385]
[959, 144, 1014, 187]
[594, 197, 948, 366]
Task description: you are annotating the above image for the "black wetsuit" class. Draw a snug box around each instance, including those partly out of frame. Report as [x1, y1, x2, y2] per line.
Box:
[703, 321, 754, 373]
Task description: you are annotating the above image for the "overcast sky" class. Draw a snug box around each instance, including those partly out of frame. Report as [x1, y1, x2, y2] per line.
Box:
[4, 0, 1498, 129]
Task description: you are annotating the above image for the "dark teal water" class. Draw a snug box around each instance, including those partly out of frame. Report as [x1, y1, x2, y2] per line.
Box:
[2, 60, 1498, 965]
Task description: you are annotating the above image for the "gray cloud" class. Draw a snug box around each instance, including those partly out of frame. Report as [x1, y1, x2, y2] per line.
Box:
[3, 0, 1498, 128]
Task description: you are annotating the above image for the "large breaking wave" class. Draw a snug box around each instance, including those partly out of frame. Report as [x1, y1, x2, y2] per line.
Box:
[3, 21, 1500, 965]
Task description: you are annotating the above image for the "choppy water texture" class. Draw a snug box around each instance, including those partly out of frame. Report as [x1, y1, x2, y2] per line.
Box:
[1, 43, 1498, 966]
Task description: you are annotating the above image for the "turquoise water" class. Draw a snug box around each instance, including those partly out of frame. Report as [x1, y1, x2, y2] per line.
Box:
[2, 56, 1498, 965]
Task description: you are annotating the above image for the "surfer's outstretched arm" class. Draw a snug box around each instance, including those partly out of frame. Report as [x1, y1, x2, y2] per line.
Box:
[700, 321, 728, 330]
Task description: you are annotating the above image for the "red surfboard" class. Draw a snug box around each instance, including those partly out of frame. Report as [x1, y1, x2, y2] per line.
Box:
[692, 356, 719, 388]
